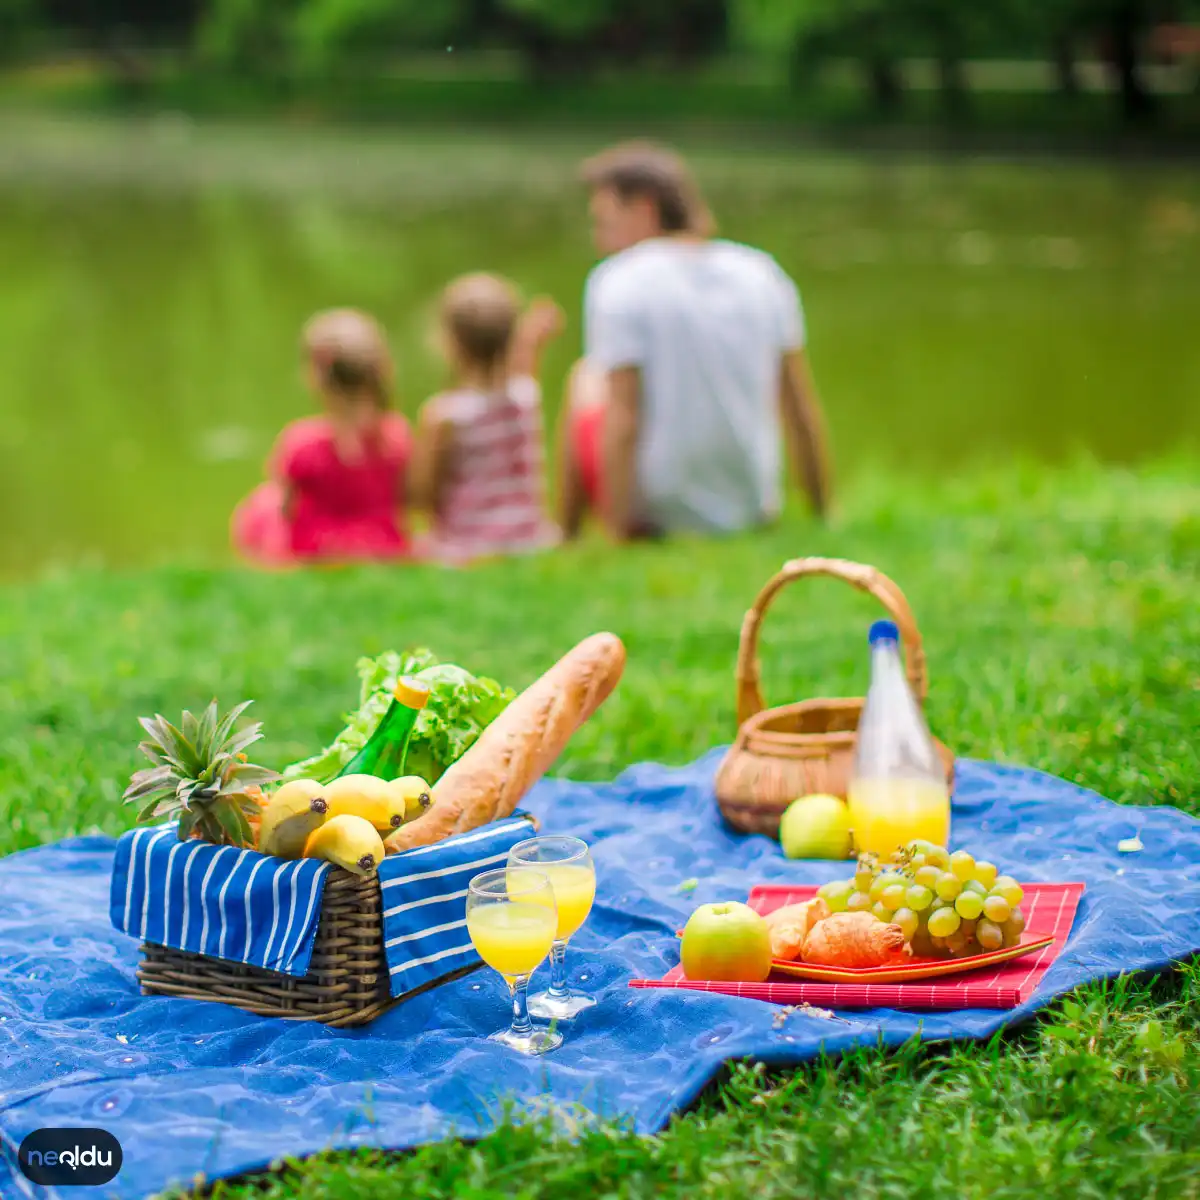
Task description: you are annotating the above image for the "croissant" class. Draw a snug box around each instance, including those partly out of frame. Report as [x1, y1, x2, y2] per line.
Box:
[764, 898, 831, 961]
[801, 912, 905, 968]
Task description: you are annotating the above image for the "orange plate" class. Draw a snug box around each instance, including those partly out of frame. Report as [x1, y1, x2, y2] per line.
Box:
[672, 931, 1057, 985]
[768, 934, 1056, 984]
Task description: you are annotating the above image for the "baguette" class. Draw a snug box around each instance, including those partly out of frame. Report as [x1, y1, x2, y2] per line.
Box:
[384, 632, 625, 852]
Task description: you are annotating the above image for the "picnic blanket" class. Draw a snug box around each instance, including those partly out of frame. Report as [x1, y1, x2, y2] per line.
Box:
[2, 753, 1198, 1199]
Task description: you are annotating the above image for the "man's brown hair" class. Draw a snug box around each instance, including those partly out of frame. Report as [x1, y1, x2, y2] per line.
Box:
[580, 141, 713, 236]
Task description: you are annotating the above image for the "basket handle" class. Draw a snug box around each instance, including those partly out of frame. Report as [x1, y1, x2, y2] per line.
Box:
[734, 557, 929, 726]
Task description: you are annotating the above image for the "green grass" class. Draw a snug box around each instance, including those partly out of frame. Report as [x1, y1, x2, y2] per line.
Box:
[1, 458, 1198, 1197]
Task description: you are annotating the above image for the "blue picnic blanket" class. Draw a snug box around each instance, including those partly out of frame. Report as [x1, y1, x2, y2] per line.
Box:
[2, 754, 1198, 1200]
[109, 814, 536, 994]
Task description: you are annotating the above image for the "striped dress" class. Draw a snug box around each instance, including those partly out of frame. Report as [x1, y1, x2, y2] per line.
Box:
[423, 375, 560, 563]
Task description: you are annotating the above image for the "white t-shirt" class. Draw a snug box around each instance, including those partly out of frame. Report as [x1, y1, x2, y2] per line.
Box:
[584, 237, 805, 534]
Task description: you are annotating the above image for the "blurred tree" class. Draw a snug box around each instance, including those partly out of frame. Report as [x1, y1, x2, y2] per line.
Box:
[195, 0, 301, 77]
[1013, 0, 1197, 122]
[1095, 0, 1159, 120]
[288, 0, 471, 75]
[735, 0, 996, 116]
[733, 0, 909, 111]
[497, 0, 727, 78]
[0, 0, 40, 61]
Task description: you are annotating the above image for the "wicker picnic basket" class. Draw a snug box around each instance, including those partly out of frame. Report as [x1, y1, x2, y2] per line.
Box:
[714, 558, 954, 838]
[134, 632, 626, 1026]
[138, 868, 462, 1027]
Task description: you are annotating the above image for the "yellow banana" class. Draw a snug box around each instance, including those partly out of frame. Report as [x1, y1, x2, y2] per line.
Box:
[304, 814, 385, 876]
[387, 775, 434, 824]
[323, 773, 408, 833]
[257, 779, 328, 859]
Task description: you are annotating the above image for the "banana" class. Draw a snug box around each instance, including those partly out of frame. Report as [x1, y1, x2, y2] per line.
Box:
[387, 775, 434, 825]
[304, 814, 385, 876]
[322, 773, 408, 833]
[256, 779, 329, 859]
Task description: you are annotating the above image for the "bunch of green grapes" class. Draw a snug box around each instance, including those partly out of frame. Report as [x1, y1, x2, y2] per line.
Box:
[817, 841, 1026, 959]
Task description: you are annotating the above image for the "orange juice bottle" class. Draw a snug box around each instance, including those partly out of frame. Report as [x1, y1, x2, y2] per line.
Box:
[847, 620, 950, 858]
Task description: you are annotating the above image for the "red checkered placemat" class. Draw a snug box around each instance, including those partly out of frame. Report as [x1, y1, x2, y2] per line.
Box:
[629, 882, 1085, 1010]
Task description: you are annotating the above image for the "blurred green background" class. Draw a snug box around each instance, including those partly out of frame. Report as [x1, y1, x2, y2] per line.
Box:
[1, 1, 1198, 575]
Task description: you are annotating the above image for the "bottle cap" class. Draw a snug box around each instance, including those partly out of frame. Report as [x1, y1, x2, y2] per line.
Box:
[394, 677, 431, 709]
[868, 619, 900, 645]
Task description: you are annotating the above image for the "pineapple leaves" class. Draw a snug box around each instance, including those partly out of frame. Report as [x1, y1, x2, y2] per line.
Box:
[229, 764, 278, 790]
[226, 725, 266, 758]
[195, 699, 220, 763]
[137, 797, 164, 823]
[122, 764, 176, 804]
[125, 699, 275, 838]
[213, 802, 254, 848]
[180, 707, 202, 757]
[213, 699, 255, 752]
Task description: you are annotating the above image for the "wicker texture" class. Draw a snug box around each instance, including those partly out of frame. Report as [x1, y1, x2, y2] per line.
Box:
[714, 557, 954, 837]
[138, 867, 474, 1026]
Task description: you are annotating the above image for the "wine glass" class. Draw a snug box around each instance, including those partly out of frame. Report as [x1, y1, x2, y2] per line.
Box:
[466, 867, 562, 1055]
[507, 835, 596, 1020]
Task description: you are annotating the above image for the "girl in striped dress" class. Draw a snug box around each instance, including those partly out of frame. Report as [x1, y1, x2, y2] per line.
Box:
[411, 274, 562, 564]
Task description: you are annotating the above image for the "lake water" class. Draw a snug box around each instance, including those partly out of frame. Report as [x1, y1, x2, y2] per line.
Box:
[0, 114, 1197, 574]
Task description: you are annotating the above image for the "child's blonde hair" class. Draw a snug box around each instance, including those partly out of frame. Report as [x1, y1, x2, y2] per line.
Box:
[439, 273, 521, 376]
[303, 308, 392, 409]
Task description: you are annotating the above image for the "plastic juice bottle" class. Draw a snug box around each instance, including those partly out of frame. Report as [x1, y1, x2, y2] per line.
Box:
[847, 620, 950, 857]
[334, 677, 430, 781]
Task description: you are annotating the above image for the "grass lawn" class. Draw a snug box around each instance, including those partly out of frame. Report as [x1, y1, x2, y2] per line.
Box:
[1, 458, 1198, 1197]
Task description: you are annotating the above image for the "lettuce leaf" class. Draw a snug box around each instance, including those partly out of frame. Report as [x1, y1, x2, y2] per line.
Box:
[281, 648, 514, 786]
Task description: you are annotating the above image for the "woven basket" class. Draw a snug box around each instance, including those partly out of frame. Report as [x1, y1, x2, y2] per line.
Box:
[137, 868, 474, 1027]
[714, 557, 954, 837]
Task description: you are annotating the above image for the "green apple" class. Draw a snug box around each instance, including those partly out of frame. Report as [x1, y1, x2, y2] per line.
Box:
[780, 793, 853, 860]
[680, 901, 773, 982]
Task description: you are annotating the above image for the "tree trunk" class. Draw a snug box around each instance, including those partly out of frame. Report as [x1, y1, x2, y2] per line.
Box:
[936, 52, 968, 116]
[1108, 2, 1155, 122]
[1052, 31, 1080, 97]
[865, 55, 903, 112]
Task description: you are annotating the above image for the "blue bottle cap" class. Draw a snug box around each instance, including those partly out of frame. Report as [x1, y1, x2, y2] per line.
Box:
[868, 619, 900, 644]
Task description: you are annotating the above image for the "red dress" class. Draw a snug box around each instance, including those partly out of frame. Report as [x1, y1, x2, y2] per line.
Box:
[233, 414, 412, 565]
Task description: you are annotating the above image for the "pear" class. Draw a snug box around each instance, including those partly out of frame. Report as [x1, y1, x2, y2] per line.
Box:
[257, 779, 328, 859]
[304, 814, 385, 877]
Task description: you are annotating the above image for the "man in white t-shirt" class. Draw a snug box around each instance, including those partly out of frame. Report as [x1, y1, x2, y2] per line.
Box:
[558, 141, 831, 540]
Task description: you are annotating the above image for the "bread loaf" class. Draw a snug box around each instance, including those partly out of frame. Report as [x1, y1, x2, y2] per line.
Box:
[384, 632, 625, 852]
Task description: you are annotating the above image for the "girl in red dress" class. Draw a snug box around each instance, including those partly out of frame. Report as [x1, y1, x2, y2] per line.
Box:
[232, 309, 412, 566]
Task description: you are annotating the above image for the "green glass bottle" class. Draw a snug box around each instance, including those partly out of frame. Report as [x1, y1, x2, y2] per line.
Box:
[334, 676, 430, 781]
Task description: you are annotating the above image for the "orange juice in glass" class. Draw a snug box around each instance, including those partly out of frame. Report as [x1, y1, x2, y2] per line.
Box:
[466, 867, 561, 1055]
[508, 835, 596, 1020]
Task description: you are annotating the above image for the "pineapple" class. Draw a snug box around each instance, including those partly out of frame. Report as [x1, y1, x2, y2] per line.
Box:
[122, 699, 278, 846]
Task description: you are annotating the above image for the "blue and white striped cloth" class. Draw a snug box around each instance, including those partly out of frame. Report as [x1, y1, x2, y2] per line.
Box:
[110, 815, 537, 994]
[379, 814, 536, 996]
[110, 825, 332, 976]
